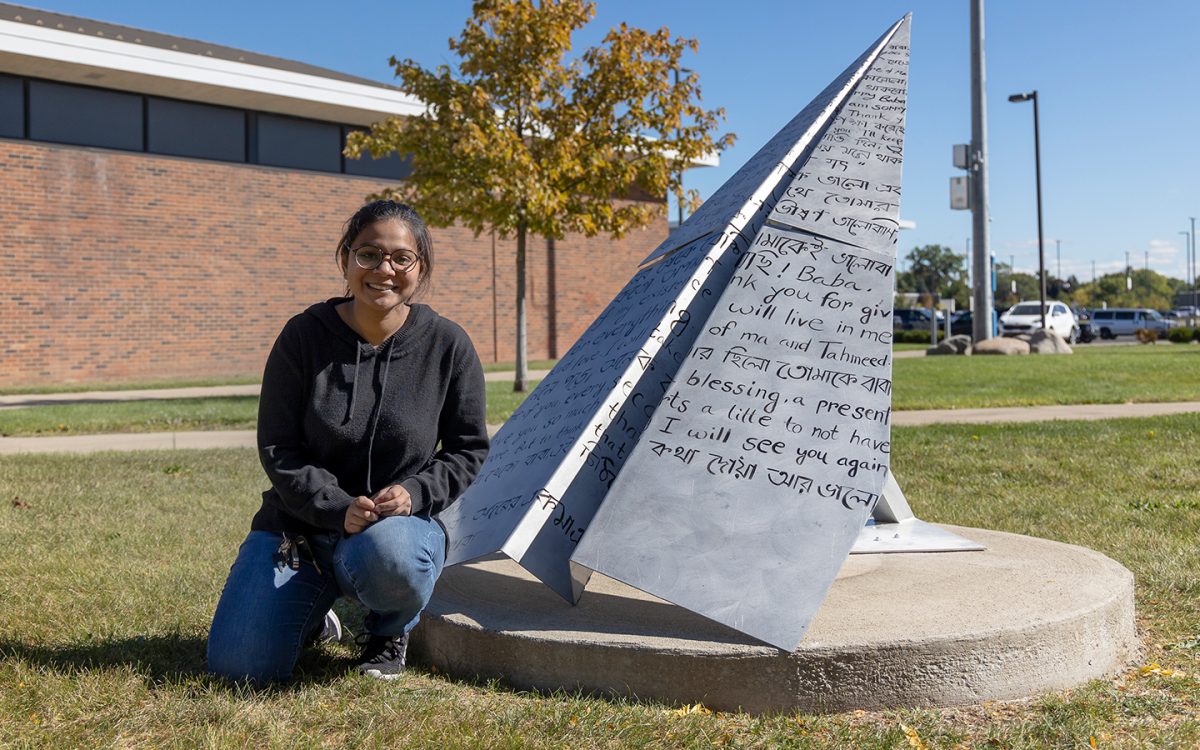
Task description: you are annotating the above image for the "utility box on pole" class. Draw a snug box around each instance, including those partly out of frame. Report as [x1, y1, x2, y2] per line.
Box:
[953, 143, 970, 169]
[950, 176, 971, 210]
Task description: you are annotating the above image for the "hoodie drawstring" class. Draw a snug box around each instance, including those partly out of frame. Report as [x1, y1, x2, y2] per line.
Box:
[364, 337, 394, 495]
[344, 344, 362, 425]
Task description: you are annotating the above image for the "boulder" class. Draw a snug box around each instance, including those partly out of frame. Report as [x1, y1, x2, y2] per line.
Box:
[926, 335, 972, 356]
[1028, 329, 1073, 354]
[973, 337, 1030, 355]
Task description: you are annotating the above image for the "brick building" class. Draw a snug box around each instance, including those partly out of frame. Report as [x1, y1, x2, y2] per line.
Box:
[0, 3, 669, 387]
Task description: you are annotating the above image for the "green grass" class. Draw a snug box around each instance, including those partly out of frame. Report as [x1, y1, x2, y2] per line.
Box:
[8, 345, 1200, 437]
[1, 416, 1196, 747]
[0, 363, 552, 395]
[0, 374, 260, 397]
[0, 382, 543, 436]
[0, 397, 260, 436]
[483, 358, 557, 373]
[486, 379, 542, 424]
[892, 344, 1200, 410]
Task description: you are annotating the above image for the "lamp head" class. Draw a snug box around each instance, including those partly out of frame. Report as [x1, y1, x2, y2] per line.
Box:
[1008, 92, 1035, 103]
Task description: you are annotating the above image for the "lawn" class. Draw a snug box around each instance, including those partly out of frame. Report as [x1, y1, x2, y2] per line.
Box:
[0, 397, 260, 437]
[0, 362, 556, 396]
[891, 344, 1200, 409]
[1, 416, 1196, 747]
[6, 345, 1200, 437]
[0, 374, 261, 397]
[0, 382, 542, 437]
[483, 358, 557, 374]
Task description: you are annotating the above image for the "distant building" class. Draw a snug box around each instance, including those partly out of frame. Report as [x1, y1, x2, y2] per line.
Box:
[0, 3, 666, 386]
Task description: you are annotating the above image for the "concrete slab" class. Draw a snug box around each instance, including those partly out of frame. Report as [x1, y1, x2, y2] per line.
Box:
[413, 525, 1138, 713]
[0, 430, 258, 454]
[483, 369, 551, 383]
[891, 401, 1200, 426]
[0, 426, 504, 454]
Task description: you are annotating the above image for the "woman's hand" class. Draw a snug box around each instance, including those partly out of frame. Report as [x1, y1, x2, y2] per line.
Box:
[370, 484, 413, 517]
[343, 486, 411, 534]
[344, 496, 378, 535]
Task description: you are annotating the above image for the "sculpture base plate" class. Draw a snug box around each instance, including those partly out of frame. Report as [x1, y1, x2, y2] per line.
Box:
[412, 525, 1138, 714]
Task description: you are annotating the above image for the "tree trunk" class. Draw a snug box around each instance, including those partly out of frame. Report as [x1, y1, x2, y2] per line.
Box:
[514, 223, 528, 393]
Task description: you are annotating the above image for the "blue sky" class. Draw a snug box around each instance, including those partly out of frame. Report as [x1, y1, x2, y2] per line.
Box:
[26, 1, 1200, 282]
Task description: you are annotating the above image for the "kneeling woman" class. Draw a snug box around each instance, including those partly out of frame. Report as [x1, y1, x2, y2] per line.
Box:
[208, 200, 489, 682]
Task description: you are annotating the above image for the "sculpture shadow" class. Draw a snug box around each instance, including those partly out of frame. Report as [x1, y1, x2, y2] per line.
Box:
[0, 631, 350, 689]
[430, 560, 773, 649]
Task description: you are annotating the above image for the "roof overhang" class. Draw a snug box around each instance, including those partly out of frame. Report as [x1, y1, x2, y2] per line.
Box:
[0, 17, 425, 125]
[0, 12, 719, 169]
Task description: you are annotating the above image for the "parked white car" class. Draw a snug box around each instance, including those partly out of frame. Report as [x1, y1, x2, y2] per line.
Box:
[999, 301, 1079, 343]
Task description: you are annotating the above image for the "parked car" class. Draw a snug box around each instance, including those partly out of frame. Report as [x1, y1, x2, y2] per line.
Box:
[950, 310, 973, 336]
[894, 307, 936, 330]
[998, 300, 1079, 343]
[1076, 319, 1097, 343]
[1168, 306, 1200, 320]
[1089, 308, 1171, 339]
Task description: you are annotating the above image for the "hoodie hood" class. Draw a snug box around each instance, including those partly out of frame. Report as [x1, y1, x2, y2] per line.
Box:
[305, 298, 440, 359]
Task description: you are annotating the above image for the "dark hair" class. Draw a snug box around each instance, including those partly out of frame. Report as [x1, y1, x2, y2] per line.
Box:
[336, 200, 434, 298]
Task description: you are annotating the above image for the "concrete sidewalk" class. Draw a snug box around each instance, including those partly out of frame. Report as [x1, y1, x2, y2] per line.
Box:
[4, 400, 1200, 454]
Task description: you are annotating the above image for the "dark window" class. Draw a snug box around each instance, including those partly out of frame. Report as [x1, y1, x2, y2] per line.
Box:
[1115, 311, 1135, 321]
[28, 80, 142, 151]
[342, 127, 412, 179]
[1093, 311, 1112, 320]
[0, 75, 22, 138]
[256, 113, 341, 172]
[147, 97, 244, 162]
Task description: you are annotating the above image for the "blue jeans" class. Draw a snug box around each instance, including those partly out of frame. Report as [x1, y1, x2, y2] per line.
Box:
[206, 514, 446, 683]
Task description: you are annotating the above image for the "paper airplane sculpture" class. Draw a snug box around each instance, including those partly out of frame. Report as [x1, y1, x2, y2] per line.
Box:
[438, 14, 977, 651]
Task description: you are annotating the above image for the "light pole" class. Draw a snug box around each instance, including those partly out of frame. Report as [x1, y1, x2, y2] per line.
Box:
[1008, 90, 1047, 329]
[969, 0, 993, 342]
[1181, 230, 1192, 303]
[1185, 216, 1195, 304]
[1056, 238, 1061, 280]
[672, 65, 693, 231]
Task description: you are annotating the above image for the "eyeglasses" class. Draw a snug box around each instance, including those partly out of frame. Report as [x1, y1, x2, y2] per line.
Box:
[351, 245, 421, 272]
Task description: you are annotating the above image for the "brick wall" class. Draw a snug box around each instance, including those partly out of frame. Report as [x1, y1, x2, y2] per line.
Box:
[0, 139, 666, 387]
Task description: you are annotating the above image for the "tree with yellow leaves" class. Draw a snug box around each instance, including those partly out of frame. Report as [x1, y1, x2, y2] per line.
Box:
[346, 0, 733, 391]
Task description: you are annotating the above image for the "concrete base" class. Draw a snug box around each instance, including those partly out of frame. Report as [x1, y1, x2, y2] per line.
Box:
[412, 526, 1139, 714]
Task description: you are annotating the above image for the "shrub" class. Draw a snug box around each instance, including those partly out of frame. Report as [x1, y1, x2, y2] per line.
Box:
[1167, 327, 1194, 344]
[892, 329, 933, 344]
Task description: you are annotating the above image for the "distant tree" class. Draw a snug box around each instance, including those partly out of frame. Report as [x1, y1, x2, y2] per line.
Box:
[992, 261, 1040, 308]
[1047, 274, 1079, 300]
[896, 244, 969, 309]
[1073, 269, 1183, 310]
[347, 0, 734, 391]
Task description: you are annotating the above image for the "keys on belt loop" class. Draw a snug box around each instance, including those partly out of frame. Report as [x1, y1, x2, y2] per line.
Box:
[275, 533, 323, 576]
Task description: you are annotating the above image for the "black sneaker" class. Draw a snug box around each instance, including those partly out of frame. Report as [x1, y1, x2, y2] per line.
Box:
[356, 632, 408, 680]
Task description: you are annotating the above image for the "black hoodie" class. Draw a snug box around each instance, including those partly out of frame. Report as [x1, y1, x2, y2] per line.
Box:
[250, 299, 489, 535]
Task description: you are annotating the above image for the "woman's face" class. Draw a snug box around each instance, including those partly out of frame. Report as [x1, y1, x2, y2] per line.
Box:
[344, 219, 422, 316]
